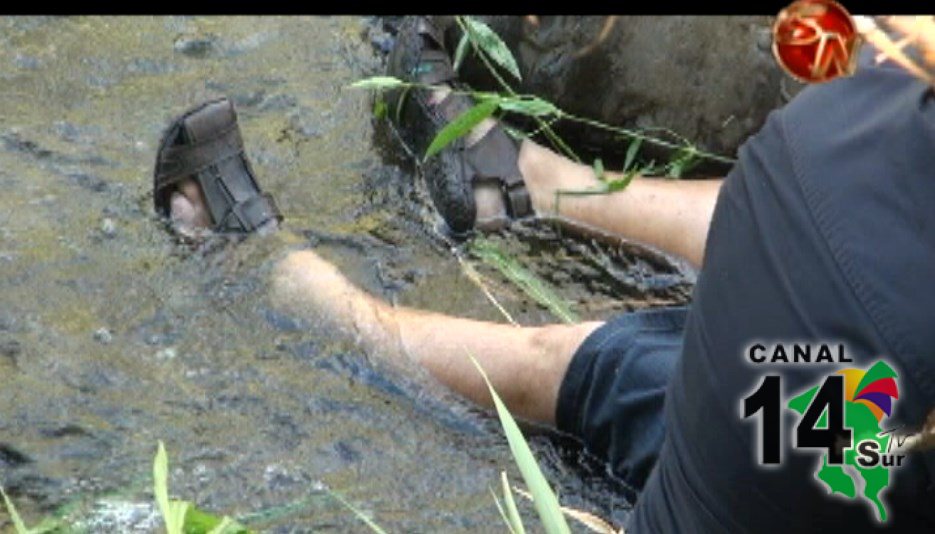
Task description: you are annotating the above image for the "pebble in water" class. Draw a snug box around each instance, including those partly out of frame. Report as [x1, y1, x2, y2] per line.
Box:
[100, 217, 117, 238]
[155, 347, 177, 361]
[93, 327, 113, 344]
[0, 339, 21, 365]
[173, 35, 216, 58]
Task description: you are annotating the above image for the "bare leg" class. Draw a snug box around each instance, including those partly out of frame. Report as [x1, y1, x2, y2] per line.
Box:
[517, 139, 723, 269]
[272, 249, 601, 424]
[166, 136, 722, 424]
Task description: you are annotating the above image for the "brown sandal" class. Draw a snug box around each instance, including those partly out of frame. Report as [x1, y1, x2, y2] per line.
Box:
[385, 17, 532, 235]
[153, 98, 282, 233]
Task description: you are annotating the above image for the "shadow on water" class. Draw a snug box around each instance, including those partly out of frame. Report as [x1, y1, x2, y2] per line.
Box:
[0, 16, 692, 531]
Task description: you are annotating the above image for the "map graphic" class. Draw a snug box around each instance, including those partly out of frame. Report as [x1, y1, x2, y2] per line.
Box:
[787, 361, 899, 521]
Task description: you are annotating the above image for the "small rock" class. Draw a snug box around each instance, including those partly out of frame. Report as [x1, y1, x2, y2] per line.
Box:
[0, 339, 21, 364]
[100, 218, 117, 238]
[173, 35, 215, 58]
[67, 173, 108, 193]
[13, 53, 41, 69]
[257, 93, 297, 112]
[264, 463, 303, 491]
[93, 327, 113, 344]
[53, 120, 81, 142]
[155, 347, 177, 361]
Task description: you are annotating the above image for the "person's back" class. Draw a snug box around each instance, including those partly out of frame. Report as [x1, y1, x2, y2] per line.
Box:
[631, 51, 935, 532]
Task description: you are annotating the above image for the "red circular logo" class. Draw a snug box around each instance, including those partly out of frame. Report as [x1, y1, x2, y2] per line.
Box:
[772, 0, 862, 83]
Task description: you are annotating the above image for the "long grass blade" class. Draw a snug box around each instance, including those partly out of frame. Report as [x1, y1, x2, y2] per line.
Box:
[469, 238, 579, 324]
[0, 484, 30, 534]
[153, 441, 191, 534]
[327, 490, 388, 534]
[490, 486, 517, 534]
[501, 471, 527, 534]
[469, 355, 571, 534]
[154, 441, 173, 533]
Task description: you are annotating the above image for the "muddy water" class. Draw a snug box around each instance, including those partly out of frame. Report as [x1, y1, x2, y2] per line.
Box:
[0, 16, 692, 532]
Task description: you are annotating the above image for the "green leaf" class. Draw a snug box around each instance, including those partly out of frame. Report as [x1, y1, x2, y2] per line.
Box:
[154, 441, 172, 530]
[184, 506, 249, 534]
[469, 356, 571, 534]
[666, 146, 699, 178]
[0, 484, 30, 534]
[463, 16, 522, 81]
[624, 137, 642, 172]
[154, 441, 189, 534]
[605, 168, 639, 193]
[497, 96, 559, 118]
[668, 159, 685, 178]
[501, 472, 527, 534]
[424, 99, 499, 161]
[453, 33, 470, 72]
[169, 502, 191, 534]
[592, 158, 605, 181]
[348, 76, 406, 90]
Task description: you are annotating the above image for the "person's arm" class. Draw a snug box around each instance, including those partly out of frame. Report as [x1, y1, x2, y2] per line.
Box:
[518, 140, 723, 269]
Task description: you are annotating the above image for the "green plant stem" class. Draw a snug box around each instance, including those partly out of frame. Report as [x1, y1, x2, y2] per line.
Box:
[455, 16, 582, 163]
[356, 78, 735, 168]
[560, 112, 736, 165]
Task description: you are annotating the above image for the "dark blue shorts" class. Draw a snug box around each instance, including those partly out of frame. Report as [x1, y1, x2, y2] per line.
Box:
[555, 306, 687, 497]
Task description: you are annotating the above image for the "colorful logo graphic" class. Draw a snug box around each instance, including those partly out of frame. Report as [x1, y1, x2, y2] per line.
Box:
[772, 0, 862, 83]
[744, 356, 904, 523]
[789, 361, 899, 521]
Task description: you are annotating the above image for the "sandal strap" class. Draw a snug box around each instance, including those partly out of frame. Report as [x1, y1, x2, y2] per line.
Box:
[466, 124, 534, 220]
[153, 98, 283, 233]
[155, 124, 244, 187]
[415, 17, 447, 49]
[217, 191, 282, 233]
[503, 177, 532, 219]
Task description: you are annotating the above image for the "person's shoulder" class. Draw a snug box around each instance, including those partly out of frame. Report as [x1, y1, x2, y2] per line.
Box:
[780, 49, 934, 150]
[778, 48, 935, 428]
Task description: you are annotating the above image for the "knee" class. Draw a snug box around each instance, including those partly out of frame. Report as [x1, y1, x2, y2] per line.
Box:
[539, 321, 602, 350]
[528, 322, 602, 373]
[270, 249, 324, 304]
[274, 249, 317, 278]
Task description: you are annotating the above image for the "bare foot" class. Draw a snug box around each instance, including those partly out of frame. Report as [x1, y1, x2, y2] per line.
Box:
[516, 139, 603, 217]
[168, 178, 280, 239]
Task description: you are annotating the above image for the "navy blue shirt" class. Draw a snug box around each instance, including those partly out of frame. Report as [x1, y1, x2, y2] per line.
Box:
[631, 54, 935, 532]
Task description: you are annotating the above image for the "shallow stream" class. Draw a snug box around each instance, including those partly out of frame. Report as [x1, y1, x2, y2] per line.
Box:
[0, 16, 692, 532]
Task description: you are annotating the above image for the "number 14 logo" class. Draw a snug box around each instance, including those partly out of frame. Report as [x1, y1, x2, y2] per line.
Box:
[744, 374, 852, 464]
